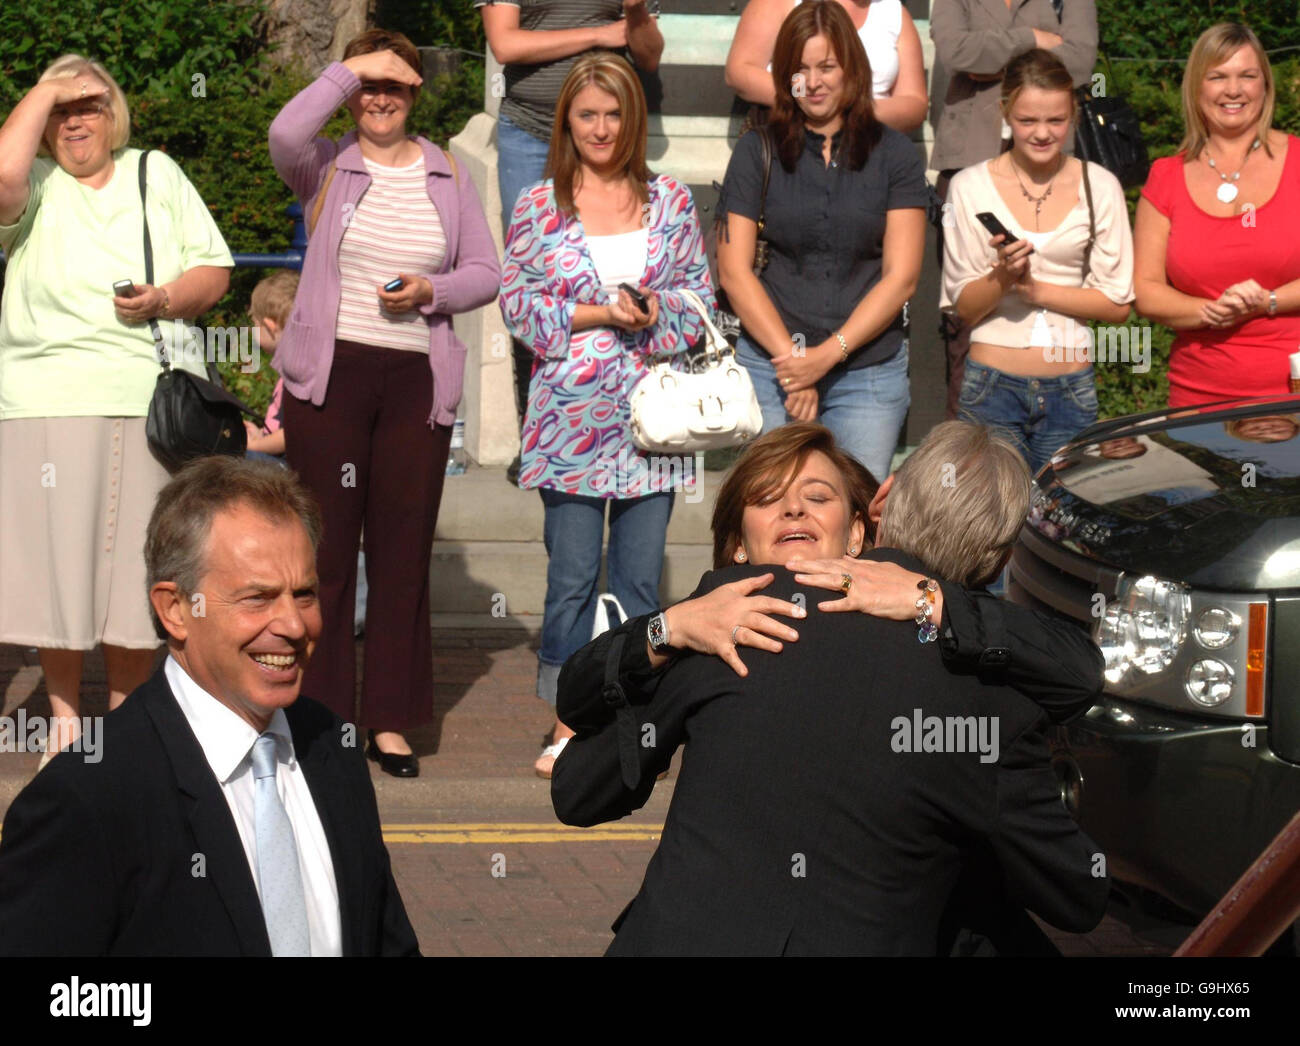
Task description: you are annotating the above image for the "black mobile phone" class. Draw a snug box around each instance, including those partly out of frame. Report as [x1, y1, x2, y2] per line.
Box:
[113, 279, 137, 298]
[383, 277, 405, 293]
[618, 282, 649, 313]
[975, 212, 1033, 252]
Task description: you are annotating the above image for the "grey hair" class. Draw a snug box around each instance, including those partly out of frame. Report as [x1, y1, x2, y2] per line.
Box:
[144, 456, 323, 639]
[36, 54, 131, 154]
[879, 421, 1031, 587]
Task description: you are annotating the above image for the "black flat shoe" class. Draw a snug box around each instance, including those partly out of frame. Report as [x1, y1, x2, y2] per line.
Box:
[366, 731, 419, 778]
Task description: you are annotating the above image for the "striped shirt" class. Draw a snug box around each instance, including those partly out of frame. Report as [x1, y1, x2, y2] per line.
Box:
[336, 158, 446, 352]
[475, 0, 661, 141]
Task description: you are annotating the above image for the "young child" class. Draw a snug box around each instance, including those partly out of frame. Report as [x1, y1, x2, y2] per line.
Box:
[244, 269, 298, 461]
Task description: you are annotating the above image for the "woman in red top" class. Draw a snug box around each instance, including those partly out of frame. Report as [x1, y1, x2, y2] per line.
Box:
[1135, 23, 1300, 407]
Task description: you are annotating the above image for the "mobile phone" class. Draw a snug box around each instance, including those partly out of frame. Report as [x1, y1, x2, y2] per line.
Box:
[975, 212, 1032, 252]
[113, 279, 137, 298]
[618, 282, 649, 313]
[383, 277, 405, 293]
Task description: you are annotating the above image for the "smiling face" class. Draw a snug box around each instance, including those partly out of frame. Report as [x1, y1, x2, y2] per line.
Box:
[566, 82, 623, 172]
[45, 100, 114, 179]
[1198, 44, 1266, 138]
[736, 450, 866, 568]
[794, 33, 846, 129]
[1006, 85, 1074, 166]
[158, 503, 321, 731]
[346, 79, 414, 146]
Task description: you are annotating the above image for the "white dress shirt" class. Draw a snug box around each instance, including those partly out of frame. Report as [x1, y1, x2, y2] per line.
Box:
[165, 656, 343, 956]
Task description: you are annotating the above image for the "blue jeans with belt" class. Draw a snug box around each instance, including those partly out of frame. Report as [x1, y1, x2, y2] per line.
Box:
[536, 488, 675, 707]
[956, 359, 1099, 476]
[735, 333, 911, 485]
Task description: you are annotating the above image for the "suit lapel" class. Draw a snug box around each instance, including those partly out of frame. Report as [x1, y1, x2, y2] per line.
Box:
[290, 711, 365, 957]
[139, 669, 272, 956]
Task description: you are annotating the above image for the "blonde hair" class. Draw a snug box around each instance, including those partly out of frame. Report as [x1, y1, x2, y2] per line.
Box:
[37, 54, 130, 154]
[1179, 23, 1275, 161]
[546, 51, 651, 216]
[880, 422, 1030, 587]
[249, 269, 300, 328]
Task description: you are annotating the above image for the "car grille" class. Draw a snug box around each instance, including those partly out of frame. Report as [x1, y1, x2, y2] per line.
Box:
[1007, 524, 1123, 626]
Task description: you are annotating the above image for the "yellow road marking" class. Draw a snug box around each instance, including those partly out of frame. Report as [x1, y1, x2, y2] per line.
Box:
[381, 822, 663, 845]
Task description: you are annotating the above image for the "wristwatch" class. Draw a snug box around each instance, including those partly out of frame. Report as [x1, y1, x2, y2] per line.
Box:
[1268, 290, 1279, 317]
[647, 612, 674, 654]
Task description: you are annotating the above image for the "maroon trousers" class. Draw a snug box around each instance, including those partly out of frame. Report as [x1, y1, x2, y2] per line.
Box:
[283, 340, 452, 731]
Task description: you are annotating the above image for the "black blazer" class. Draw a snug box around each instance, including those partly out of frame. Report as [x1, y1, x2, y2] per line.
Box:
[0, 666, 419, 957]
[552, 553, 1110, 956]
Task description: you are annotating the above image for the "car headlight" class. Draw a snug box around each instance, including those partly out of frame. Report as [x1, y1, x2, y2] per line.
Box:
[1094, 574, 1191, 686]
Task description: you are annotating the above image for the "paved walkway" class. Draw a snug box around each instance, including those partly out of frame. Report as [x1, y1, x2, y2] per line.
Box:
[0, 633, 1176, 956]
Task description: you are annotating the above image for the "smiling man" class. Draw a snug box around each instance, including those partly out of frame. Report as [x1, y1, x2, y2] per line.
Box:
[0, 457, 419, 956]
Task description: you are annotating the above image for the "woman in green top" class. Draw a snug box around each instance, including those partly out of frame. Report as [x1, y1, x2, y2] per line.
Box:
[0, 55, 233, 763]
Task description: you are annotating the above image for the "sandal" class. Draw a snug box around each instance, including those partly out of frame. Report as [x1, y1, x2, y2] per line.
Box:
[534, 736, 570, 779]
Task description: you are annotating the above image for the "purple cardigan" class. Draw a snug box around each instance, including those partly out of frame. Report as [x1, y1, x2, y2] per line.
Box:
[267, 62, 501, 427]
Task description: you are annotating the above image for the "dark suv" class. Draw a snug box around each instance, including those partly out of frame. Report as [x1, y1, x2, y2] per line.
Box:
[1007, 395, 1300, 925]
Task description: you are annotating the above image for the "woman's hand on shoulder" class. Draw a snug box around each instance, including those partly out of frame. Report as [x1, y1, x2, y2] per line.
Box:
[788, 556, 944, 624]
[663, 573, 807, 678]
[341, 50, 423, 88]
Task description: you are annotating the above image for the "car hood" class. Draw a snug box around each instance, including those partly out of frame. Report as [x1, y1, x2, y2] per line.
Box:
[1028, 399, 1300, 590]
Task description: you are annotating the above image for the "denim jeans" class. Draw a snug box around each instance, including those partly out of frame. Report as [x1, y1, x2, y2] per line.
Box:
[536, 488, 675, 706]
[956, 359, 1099, 476]
[497, 112, 552, 236]
[735, 333, 911, 484]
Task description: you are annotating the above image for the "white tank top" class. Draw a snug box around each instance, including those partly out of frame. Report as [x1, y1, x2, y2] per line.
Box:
[782, 0, 903, 99]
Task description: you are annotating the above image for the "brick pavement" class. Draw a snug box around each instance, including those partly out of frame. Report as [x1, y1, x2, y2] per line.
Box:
[0, 632, 1177, 956]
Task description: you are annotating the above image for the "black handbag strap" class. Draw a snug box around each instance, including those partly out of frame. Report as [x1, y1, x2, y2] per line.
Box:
[139, 151, 223, 383]
[757, 126, 772, 235]
[138, 152, 171, 373]
[1080, 156, 1097, 281]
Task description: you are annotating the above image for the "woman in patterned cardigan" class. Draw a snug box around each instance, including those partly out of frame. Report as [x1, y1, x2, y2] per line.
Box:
[499, 51, 714, 777]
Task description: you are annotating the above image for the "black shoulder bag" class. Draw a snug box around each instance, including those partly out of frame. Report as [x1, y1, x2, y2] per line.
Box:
[139, 152, 263, 472]
[1050, 1, 1149, 188]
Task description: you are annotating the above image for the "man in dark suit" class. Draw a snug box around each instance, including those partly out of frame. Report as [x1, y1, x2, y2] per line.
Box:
[552, 422, 1110, 955]
[0, 457, 419, 956]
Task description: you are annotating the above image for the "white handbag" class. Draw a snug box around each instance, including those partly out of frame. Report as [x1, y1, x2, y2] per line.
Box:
[592, 593, 628, 640]
[628, 289, 764, 454]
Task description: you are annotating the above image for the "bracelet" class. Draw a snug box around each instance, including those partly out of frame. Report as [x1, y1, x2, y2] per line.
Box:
[834, 331, 849, 364]
[915, 578, 939, 644]
[158, 288, 171, 320]
[1268, 290, 1278, 317]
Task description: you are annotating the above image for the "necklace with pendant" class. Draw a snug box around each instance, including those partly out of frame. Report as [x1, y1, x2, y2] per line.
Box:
[1010, 154, 1065, 229]
[1206, 138, 1261, 203]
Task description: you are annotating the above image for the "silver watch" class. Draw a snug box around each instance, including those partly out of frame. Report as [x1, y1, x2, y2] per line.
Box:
[647, 612, 673, 653]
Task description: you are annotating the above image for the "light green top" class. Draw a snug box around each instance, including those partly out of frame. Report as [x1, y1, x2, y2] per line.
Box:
[0, 148, 234, 418]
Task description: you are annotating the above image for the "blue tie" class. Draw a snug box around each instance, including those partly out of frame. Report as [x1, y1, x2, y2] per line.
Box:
[251, 733, 310, 957]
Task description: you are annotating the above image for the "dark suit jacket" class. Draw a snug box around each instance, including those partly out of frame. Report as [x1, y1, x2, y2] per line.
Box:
[552, 552, 1110, 956]
[0, 666, 419, 957]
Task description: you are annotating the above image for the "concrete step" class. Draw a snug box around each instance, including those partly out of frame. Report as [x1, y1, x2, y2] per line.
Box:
[430, 539, 714, 618]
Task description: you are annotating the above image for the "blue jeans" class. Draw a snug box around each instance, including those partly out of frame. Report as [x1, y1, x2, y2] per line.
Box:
[537, 488, 675, 706]
[957, 359, 1099, 476]
[735, 333, 911, 484]
[497, 112, 552, 236]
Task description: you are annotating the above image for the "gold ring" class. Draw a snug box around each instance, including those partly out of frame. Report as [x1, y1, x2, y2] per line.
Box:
[79, 82, 87, 96]
[840, 573, 852, 592]
[781, 377, 790, 386]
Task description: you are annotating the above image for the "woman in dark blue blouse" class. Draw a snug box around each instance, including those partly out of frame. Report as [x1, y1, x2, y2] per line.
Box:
[718, 0, 928, 483]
